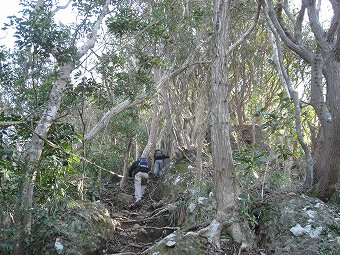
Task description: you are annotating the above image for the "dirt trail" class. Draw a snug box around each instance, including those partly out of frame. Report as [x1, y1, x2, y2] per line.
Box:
[101, 176, 174, 254]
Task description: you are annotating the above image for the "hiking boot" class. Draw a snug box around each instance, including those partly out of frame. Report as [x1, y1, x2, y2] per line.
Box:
[129, 199, 142, 210]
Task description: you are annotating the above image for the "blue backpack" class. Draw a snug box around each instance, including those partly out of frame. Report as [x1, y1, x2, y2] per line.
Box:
[138, 157, 149, 169]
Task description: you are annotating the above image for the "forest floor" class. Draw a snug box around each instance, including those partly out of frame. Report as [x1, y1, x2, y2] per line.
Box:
[102, 176, 173, 254]
[99, 175, 270, 255]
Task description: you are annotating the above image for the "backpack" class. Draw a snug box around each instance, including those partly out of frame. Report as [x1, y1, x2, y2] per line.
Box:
[154, 150, 163, 158]
[137, 157, 149, 173]
[138, 157, 149, 168]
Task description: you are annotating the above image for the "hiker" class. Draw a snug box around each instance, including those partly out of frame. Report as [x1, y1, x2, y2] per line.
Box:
[128, 157, 150, 202]
[153, 149, 169, 177]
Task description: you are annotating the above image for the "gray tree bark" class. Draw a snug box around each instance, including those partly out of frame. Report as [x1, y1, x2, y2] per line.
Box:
[265, 0, 340, 200]
[204, 0, 256, 250]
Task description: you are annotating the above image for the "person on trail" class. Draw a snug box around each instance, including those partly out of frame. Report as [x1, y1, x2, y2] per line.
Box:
[153, 149, 169, 177]
[128, 157, 150, 203]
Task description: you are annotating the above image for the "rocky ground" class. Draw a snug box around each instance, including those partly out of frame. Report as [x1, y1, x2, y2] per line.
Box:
[41, 159, 339, 255]
[102, 176, 175, 254]
[99, 175, 270, 255]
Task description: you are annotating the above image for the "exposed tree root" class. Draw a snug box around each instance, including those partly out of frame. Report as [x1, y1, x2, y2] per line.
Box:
[185, 218, 256, 252]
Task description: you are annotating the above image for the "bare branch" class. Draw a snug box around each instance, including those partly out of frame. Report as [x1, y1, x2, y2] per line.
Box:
[51, 0, 72, 16]
[294, 1, 306, 44]
[326, 0, 340, 43]
[264, 0, 313, 63]
[73, 45, 206, 152]
[226, 0, 262, 55]
[303, 0, 329, 49]
[78, 0, 111, 58]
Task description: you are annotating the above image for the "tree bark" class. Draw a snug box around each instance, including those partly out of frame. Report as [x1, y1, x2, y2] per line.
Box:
[265, 0, 340, 200]
[119, 138, 133, 189]
[141, 95, 161, 158]
[208, 0, 255, 249]
[14, 64, 73, 255]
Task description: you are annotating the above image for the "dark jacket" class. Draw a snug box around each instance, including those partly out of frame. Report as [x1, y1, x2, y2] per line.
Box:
[153, 150, 169, 162]
[128, 160, 150, 177]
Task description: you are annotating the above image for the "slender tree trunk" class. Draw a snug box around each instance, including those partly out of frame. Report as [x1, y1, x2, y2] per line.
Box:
[141, 95, 161, 158]
[13, 1, 110, 252]
[265, 18, 313, 189]
[162, 81, 173, 156]
[264, 0, 340, 200]
[14, 64, 73, 255]
[192, 73, 209, 184]
[120, 138, 133, 189]
[79, 107, 86, 200]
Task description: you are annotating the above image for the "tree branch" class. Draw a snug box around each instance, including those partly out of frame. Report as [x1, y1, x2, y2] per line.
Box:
[78, 0, 110, 58]
[304, 0, 329, 50]
[264, 0, 313, 63]
[326, 0, 340, 42]
[226, 0, 262, 55]
[72, 45, 205, 152]
[51, 0, 72, 16]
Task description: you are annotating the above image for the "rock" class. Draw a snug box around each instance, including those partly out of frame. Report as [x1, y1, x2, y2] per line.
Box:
[290, 224, 305, 236]
[188, 203, 196, 213]
[37, 201, 117, 255]
[113, 193, 134, 206]
[132, 223, 140, 230]
[188, 165, 194, 170]
[259, 194, 339, 254]
[165, 240, 176, 247]
[165, 233, 176, 240]
[198, 197, 206, 204]
[140, 227, 147, 234]
[54, 238, 64, 254]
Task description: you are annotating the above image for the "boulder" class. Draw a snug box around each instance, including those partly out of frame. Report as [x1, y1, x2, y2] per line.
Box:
[258, 194, 339, 254]
[34, 200, 116, 255]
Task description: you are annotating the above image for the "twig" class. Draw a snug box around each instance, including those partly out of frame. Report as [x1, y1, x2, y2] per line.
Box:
[139, 226, 179, 231]
[120, 214, 167, 224]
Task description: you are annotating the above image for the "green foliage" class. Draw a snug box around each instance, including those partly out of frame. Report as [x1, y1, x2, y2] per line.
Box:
[106, 8, 142, 37]
[7, 8, 76, 64]
[234, 147, 268, 172]
[239, 193, 258, 229]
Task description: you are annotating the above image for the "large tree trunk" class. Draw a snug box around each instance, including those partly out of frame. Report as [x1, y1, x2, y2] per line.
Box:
[141, 94, 161, 159]
[264, 0, 340, 200]
[314, 57, 340, 200]
[207, 0, 255, 250]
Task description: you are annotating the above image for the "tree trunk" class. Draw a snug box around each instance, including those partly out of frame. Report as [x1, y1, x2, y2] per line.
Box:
[141, 94, 161, 158]
[13, 1, 110, 252]
[314, 57, 340, 200]
[162, 80, 174, 156]
[120, 138, 133, 189]
[264, 0, 340, 200]
[208, 0, 255, 250]
[14, 64, 73, 255]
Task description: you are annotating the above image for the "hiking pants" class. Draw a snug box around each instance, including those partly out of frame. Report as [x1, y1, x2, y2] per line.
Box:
[134, 171, 149, 201]
[153, 159, 164, 176]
